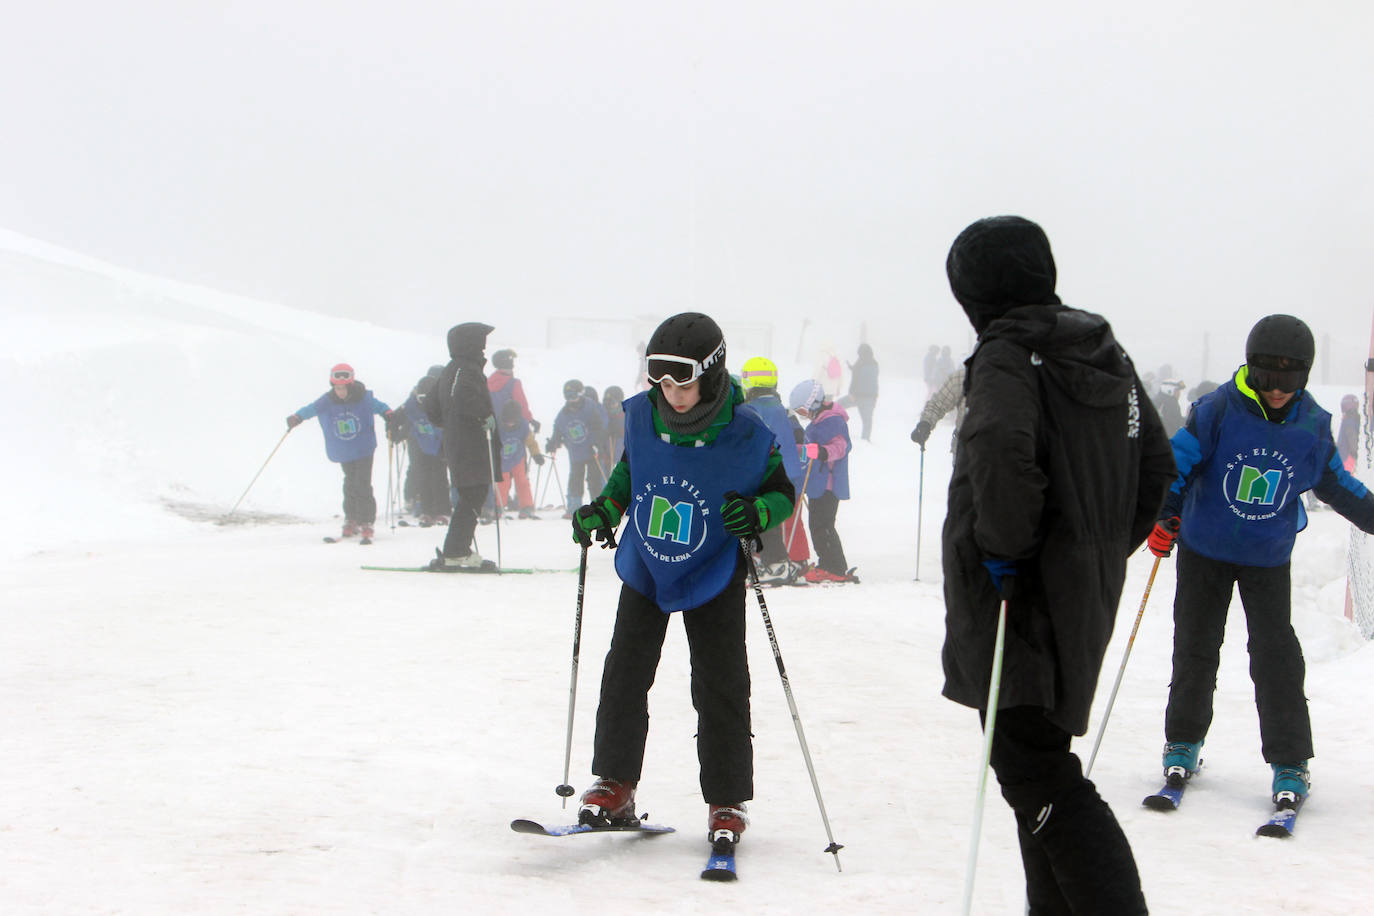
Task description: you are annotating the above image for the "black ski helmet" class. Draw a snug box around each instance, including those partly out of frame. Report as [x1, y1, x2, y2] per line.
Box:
[603, 385, 624, 407]
[1245, 314, 1315, 368]
[644, 312, 727, 399]
[492, 348, 516, 371]
[563, 379, 584, 401]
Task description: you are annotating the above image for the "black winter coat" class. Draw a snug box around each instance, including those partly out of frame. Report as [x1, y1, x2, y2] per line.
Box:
[426, 324, 500, 487]
[941, 304, 1176, 735]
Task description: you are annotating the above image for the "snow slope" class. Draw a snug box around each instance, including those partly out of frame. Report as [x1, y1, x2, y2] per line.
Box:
[2, 231, 1372, 913]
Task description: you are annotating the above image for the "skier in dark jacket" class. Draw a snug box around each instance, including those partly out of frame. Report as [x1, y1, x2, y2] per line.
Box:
[845, 343, 880, 441]
[287, 363, 395, 541]
[393, 366, 450, 526]
[940, 216, 1175, 915]
[1147, 315, 1374, 810]
[425, 322, 500, 570]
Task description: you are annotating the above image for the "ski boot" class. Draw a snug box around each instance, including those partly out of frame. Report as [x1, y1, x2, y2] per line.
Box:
[1162, 740, 1202, 787]
[1271, 762, 1310, 809]
[518, 506, 538, 520]
[359, 525, 375, 544]
[708, 803, 749, 848]
[578, 778, 638, 827]
[340, 520, 360, 539]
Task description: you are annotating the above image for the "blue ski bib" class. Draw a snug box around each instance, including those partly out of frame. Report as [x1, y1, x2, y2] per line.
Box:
[614, 393, 773, 612]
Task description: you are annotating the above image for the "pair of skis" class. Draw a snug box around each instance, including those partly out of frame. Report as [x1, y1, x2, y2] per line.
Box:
[1142, 772, 1306, 838]
[510, 818, 737, 881]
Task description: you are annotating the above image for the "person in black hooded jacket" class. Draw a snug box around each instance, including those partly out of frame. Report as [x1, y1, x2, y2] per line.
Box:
[424, 322, 501, 570]
[941, 216, 1175, 914]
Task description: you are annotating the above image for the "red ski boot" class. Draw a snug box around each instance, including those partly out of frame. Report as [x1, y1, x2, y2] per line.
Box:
[578, 778, 638, 827]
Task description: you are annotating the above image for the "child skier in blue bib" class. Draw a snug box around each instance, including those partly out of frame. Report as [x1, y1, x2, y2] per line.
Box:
[569, 313, 795, 851]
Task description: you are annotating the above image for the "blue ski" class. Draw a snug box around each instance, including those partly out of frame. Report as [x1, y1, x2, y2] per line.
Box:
[510, 818, 674, 837]
[1142, 778, 1189, 811]
[701, 838, 738, 881]
[1256, 795, 1306, 838]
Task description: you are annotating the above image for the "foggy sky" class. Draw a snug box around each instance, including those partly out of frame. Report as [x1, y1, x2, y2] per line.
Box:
[2, 1, 1371, 383]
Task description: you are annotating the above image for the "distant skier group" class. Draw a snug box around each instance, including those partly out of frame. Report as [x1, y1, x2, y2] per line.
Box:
[277, 214, 1374, 911]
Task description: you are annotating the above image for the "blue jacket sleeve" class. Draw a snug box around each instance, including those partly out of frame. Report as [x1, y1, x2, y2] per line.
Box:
[1312, 445, 1374, 533]
[295, 393, 329, 420]
[1159, 403, 1211, 519]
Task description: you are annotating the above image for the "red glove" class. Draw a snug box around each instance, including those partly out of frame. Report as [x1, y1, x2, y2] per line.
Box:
[805, 443, 821, 460]
[1147, 517, 1180, 557]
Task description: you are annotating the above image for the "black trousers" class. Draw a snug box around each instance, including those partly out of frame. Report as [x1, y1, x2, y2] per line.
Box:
[340, 456, 376, 524]
[807, 490, 848, 575]
[988, 706, 1147, 915]
[408, 447, 451, 518]
[1165, 545, 1313, 762]
[592, 559, 753, 804]
[565, 456, 606, 512]
[441, 483, 489, 558]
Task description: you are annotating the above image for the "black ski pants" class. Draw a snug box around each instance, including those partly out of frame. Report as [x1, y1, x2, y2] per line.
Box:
[1165, 545, 1313, 763]
[592, 558, 753, 804]
[441, 483, 489, 558]
[408, 447, 451, 518]
[807, 490, 848, 575]
[340, 456, 376, 524]
[987, 706, 1147, 915]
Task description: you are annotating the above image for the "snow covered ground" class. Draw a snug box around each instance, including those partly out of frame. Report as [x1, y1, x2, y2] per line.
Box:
[2, 230, 1372, 913]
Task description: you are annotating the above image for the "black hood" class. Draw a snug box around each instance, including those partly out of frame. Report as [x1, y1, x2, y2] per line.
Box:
[977, 304, 1136, 408]
[947, 216, 1061, 333]
[447, 322, 494, 360]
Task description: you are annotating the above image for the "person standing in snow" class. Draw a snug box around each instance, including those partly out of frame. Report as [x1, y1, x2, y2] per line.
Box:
[569, 312, 794, 853]
[789, 379, 855, 584]
[486, 348, 541, 519]
[392, 365, 451, 527]
[545, 379, 606, 518]
[1155, 377, 1187, 438]
[845, 343, 880, 441]
[1337, 393, 1360, 472]
[602, 385, 627, 466]
[425, 322, 500, 570]
[286, 363, 395, 542]
[740, 356, 809, 584]
[910, 364, 966, 454]
[940, 216, 1174, 914]
[1147, 315, 1374, 812]
[494, 398, 545, 519]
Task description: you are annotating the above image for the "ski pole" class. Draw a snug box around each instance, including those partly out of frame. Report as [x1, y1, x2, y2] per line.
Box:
[487, 427, 503, 571]
[784, 459, 815, 556]
[224, 428, 292, 520]
[739, 540, 844, 872]
[555, 543, 591, 806]
[1084, 554, 1164, 778]
[962, 598, 1009, 916]
[386, 441, 396, 531]
[914, 444, 926, 580]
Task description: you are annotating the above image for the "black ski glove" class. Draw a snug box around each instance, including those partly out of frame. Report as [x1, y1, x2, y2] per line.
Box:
[572, 496, 621, 548]
[286, 413, 303, 429]
[721, 491, 769, 538]
[910, 420, 932, 446]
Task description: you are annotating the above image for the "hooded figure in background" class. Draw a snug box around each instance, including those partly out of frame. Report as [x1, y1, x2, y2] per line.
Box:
[940, 216, 1175, 914]
[425, 322, 500, 569]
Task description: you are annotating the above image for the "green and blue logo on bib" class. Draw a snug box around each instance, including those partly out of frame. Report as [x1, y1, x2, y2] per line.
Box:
[1220, 446, 1293, 522]
[632, 475, 711, 562]
[334, 413, 362, 440]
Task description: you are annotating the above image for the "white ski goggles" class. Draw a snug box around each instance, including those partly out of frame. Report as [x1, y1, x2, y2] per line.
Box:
[645, 340, 726, 386]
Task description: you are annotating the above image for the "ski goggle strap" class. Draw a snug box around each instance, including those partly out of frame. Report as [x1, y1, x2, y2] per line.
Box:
[645, 340, 726, 385]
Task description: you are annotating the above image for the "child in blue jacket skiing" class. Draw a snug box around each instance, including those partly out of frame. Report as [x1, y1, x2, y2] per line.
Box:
[546, 379, 607, 518]
[569, 312, 795, 854]
[789, 379, 855, 583]
[286, 363, 394, 541]
[740, 356, 809, 584]
[1148, 314, 1374, 811]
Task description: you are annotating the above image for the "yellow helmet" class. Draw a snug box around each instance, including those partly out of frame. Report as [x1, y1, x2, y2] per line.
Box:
[740, 356, 779, 390]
